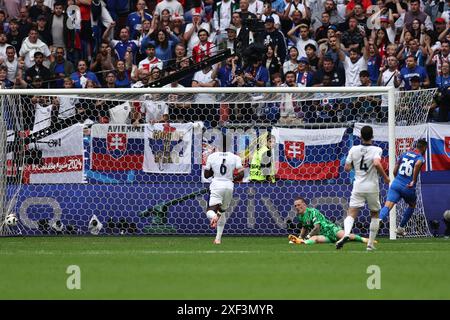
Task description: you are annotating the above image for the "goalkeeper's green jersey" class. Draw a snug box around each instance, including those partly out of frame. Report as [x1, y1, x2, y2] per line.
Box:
[295, 208, 337, 232]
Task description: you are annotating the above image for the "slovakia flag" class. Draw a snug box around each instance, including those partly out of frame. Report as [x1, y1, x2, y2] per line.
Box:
[272, 127, 347, 180]
[429, 123, 450, 171]
[91, 124, 145, 171]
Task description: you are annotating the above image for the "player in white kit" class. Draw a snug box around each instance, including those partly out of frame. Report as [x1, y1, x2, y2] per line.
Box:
[336, 125, 390, 251]
[204, 150, 244, 245]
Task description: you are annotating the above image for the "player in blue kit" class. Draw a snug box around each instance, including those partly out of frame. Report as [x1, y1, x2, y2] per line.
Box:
[379, 139, 428, 236]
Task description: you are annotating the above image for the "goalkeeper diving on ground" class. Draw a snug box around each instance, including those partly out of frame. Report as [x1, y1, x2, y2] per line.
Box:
[288, 197, 374, 246]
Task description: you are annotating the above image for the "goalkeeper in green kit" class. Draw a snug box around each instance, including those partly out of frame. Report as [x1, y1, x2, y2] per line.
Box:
[288, 197, 375, 246]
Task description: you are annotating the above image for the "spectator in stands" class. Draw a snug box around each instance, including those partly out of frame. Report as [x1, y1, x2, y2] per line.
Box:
[114, 60, 132, 88]
[71, 59, 101, 88]
[29, 0, 52, 22]
[184, 8, 211, 53]
[320, 34, 342, 66]
[0, 31, 11, 60]
[260, 16, 287, 63]
[36, 15, 53, 49]
[104, 22, 140, 63]
[178, 57, 194, 87]
[166, 43, 186, 71]
[398, 55, 430, 90]
[192, 29, 215, 63]
[359, 70, 371, 86]
[90, 41, 115, 84]
[435, 61, 450, 122]
[24, 51, 52, 87]
[133, 92, 169, 125]
[0, 65, 14, 88]
[17, 7, 32, 38]
[313, 55, 345, 86]
[128, 0, 153, 39]
[138, 43, 164, 72]
[279, 70, 303, 123]
[105, 71, 117, 88]
[230, 12, 252, 57]
[262, 43, 282, 78]
[339, 46, 368, 87]
[49, 47, 75, 88]
[19, 27, 52, 69]
[132, 68, 151, 88]
[315, 12, 331, 44]
[48, 2, 67, 54]
[248, 0, 264, 18]
[261, 1, 280, 29]
[236, 0, 258, 22]
[283, 46, 299, 74]
[6, 19, 24, 54]
[213, 0, 239, 43]
[1, 46, 18, 83]
[305, 43, 319, 72]
[288, 23, 318, 59]
[217, 55, 241, 87]
[378, 55, 400, 88]
[351, 4, 367, 27]
[404, 0, 433, 31]
[244, 56, 269, 87]
[56, 78, 80, 121]
[366, 42, 382, 85]
[192, 63, 219, 126]
[141, 29, 180, 66]
[170, 12, 185, 41]
[341, 17, 364, 52]
[155, 0, 184, 16]
[296, 56, 314, 87]
[322, 0, 345, 26]
[428, 41, 450, 77]
[373, 27, 390, 59]
[0, 11, 9, 33]
[283, 0, 309, 22]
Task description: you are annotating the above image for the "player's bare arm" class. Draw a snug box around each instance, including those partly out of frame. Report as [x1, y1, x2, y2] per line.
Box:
[299, 227, 307, 239]
[233, 168, 245, 182]
[393, 161, 400, 177]
[344, 162, 353, 172]
[307, 223, 321, 238]
[407, 159, 424, 188]
[373, 158, 390, 184]
[204, 168, 214, 179]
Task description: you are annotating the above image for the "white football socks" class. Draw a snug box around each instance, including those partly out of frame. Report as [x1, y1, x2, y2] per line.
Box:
[206, 210, 216, 220]
[216, 213, 226, 241]
[368, 218, 380, 247]
[344, 216, 355, 237]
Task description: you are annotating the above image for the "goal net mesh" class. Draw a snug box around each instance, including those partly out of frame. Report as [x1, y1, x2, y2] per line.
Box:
[0, 88, 436, 237]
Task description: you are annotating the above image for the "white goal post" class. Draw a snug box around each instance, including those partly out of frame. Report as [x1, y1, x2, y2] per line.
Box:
[0, 87, 435, 239]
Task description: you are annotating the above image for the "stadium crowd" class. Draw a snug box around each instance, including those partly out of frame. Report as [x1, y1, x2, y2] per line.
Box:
[0, 0, 449, 130]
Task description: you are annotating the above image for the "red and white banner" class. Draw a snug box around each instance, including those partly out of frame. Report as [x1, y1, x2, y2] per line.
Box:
[24, 124, 85, 183]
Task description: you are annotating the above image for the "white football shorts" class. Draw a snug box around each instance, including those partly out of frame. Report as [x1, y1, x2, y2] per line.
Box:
[208, 187, 234, 211]
[349, 192, 381, 211]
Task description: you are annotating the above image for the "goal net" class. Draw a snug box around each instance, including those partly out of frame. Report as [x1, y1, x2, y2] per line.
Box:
[0, 87, 436, 238]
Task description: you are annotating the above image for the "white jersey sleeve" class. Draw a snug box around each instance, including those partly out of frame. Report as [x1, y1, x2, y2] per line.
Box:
[347, 145, 383, 193]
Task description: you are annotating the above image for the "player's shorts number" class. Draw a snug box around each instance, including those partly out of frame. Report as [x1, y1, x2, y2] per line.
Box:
[398, 158, 414, 176]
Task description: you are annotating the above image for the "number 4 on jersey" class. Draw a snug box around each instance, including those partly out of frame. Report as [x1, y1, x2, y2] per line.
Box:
[360, 155, 369, 171]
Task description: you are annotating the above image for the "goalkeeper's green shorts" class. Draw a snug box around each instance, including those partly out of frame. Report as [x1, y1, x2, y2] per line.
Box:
[322, 225, 342, 243]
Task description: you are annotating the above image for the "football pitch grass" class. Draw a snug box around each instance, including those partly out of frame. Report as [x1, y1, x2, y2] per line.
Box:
[0, 236, 449, 300]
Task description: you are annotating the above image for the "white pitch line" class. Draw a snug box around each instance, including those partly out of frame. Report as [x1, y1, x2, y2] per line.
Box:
[0, 249, 447, 255]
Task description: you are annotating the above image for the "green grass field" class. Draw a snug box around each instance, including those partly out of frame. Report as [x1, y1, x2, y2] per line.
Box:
[0, 236, 449, 299]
